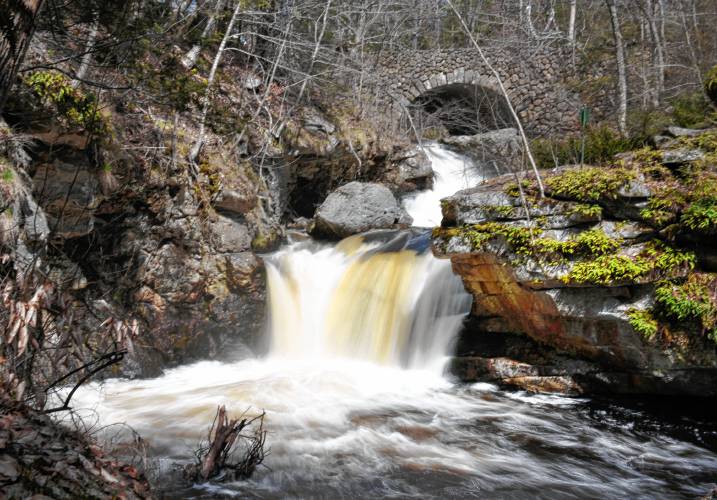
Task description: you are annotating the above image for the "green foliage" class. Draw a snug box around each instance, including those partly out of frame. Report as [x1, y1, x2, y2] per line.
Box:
[530, 126, 641, 169]
[135, 57, 207, 112]
[643, 241, 696, 275]
[566, 255, 651, 285]
[25, 71, 109, 135]
[706, 65, 717, 106]
[627, 308, 659, 339]
[670, 92, 717, 129]
[655, 274, 717, 342]
[681, 196, 717, 233]
[564, 241, 694, 285]
[545, 166, 635, 202]
[569, 204, 602, 218]
[435, 224, 619, 264]
[571, 229, 621, 256]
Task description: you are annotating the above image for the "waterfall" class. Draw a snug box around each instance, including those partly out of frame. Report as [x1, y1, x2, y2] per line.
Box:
[403, 143, 484, 227]
[265, 231, 472, 370]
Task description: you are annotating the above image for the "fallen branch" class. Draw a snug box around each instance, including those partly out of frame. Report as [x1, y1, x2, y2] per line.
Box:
[187, 405, 267, 482]
[43, 349, 127, 414]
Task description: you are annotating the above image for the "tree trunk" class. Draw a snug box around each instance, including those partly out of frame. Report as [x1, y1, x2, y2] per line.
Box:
[568, 0, 577, 44]
[0, 0, 46, 114]
[182, 0, 225, 69]
[606, 0, 628, 137]
[189, 0, 242, 164]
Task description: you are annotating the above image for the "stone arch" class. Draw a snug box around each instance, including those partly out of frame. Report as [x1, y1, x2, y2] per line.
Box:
[409, 74, 514, 135]
[374, 48, 582, 137]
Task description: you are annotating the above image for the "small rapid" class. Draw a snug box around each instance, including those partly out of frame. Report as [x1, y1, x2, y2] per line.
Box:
[403, 144, 484, 227]
[62, 145, 717, 498]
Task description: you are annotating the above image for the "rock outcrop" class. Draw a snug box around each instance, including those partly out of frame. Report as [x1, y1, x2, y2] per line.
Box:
[0, 389, 151, 499]
[311, 182, 413, 239]
[441, 128, 522, 170]
[436, 128, 717, 397]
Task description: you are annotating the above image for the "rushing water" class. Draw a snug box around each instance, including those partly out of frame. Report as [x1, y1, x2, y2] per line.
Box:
[65, 145, 717, 498]
[402, 143, 483, 227]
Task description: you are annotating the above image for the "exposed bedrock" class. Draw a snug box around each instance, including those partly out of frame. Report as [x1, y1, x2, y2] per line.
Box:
[435, 132, 717, 397]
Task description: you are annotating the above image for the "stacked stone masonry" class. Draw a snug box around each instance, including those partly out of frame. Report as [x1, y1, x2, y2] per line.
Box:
[373, 47, 582, 136]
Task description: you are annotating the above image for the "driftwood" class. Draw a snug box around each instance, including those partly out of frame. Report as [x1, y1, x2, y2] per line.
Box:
[187, 405, 267, 482]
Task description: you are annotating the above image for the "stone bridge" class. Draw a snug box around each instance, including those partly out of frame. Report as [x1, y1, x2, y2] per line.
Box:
[373, 47, 582, 137]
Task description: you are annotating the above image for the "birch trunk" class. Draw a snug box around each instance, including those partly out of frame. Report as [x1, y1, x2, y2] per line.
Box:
[189, 0, 242, 164]
[606, 0, 628, 137]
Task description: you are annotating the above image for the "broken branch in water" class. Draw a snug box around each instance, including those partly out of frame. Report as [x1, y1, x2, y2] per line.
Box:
[187, 405, 267, 482]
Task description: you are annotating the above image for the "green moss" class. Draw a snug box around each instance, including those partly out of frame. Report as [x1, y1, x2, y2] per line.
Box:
[504, 180, 532, 198]
[545, 166, 635, 202]
[25, 71, 109, 135]
[435, 224, 619, 264]
[655, 274, 717, 343]
[480, 204, 515, 218]
[627, 308, 659, 339]
[564, 240, 694, 286]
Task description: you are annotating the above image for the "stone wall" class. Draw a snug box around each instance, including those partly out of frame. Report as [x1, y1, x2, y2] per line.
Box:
[373, 47, 582, 137]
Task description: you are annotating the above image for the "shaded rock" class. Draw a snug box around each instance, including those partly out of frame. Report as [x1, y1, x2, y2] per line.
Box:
[661, 149, 705, 166]
[311, 182, 412, 239]
[214, 188, 256, 215]
[666, 126, 708, 138]
[32, 159, 102, 238]
[441, 128, 521, 165]
[392, 146, 433, 191]
[210, 215, 252, 253]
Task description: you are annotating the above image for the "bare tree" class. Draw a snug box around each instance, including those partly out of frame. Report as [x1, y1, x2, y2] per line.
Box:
[0, 0, 46, 113]
[606, 0, 628, 136]
[446, 0, 545, 197]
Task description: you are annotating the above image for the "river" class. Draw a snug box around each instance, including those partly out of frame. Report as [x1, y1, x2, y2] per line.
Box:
[64, 144, 717, 499]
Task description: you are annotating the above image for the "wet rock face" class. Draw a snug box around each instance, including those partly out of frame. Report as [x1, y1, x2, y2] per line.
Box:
[311, 182, 413, 239]
[436, 151, 717, 397]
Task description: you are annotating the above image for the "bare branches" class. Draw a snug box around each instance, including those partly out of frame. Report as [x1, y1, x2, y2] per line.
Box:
[186, 405, 268, 482]
[445, 0, 545, 198]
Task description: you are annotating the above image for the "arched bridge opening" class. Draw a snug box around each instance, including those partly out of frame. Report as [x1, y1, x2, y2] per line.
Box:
[411, 83, 513, 136]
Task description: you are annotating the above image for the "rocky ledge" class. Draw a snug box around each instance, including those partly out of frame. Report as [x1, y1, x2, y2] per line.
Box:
[0, 388, 151, 499]
[435, 128, 717, 397]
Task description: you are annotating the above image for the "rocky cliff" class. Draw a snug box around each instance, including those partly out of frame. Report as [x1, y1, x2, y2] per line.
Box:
[435, 127, 717, 397]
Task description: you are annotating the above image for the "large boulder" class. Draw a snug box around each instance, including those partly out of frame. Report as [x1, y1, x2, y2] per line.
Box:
[311, 181, 412, 239]
[441, 128, 522, 169]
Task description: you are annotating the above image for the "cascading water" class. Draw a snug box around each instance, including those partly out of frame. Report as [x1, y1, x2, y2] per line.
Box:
[266, 231, 471, 369]
[403, 143, 483, 227]
[62, 144, 717, 498]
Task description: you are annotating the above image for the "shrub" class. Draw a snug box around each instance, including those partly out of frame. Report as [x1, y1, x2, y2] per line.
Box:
[655, 274, 717, 343]
[670, 91, 717, 129]
[706, 65, 717, 106]
[627, 308, 659, 339]
[530, 125, 642, 169]
[25, 71, 109, 135]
